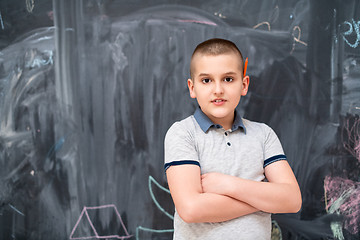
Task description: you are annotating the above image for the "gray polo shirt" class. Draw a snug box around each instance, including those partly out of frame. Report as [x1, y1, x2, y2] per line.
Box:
[164, 108, 287, 240]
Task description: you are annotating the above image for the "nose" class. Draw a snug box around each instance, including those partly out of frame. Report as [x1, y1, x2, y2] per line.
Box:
[214, 80, 224, 95]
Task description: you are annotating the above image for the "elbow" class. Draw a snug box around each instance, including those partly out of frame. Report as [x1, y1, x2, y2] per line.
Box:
[179, 211, 197, 224]
[284, 183, 302, 213]
[273, 189, 302, 214]
[288, 191, 302, 213]
[177, 202, 201, 223]
[294, 194, 302, 213]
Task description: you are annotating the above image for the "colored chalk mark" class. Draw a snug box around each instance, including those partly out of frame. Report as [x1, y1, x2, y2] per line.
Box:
[135, 227, 174, 240]
[69, 204, 132, 240]
[0, 11, 4, 30]
[253, 21, 271, 31]
[291, 26, 307, 54]
[26, 0, 35, 13]
[177, 19, 217, 26]
[148, 176, 173, 220]
[9, 204, 25, 216]
[324, 116, 360, 238]
[46, 137, 65, 159]
[342, 116, 360, 162]
[252, 22, 307, 54]
[342, 19, 360, 48]
[28, 50, 54, 68]
[135, 176, 174, 240]
[324, 176, 360, 235]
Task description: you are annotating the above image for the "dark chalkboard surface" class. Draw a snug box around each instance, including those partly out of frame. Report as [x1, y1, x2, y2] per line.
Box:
[1, 0, 360, 239]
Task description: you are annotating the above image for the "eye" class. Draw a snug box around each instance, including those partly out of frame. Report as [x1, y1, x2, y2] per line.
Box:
[224, 77, 233, 82]
[202, 78, 211, 84]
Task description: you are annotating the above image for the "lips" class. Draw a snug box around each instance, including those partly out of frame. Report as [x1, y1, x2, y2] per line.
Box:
[212, 99, 226, 105]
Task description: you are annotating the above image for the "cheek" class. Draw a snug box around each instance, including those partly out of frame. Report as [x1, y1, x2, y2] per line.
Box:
[228, 86, 242, 97]
[193, 86, 208, 98]
[189, 89, 196, 98]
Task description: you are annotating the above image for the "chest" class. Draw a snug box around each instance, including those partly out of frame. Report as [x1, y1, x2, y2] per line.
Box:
[195, 129, 265, 181]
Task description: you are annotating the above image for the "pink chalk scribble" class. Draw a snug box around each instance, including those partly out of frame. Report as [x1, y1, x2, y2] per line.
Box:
[342, 115, 360, 163]
[69, 204, 132, 240]
[47, 11, 54, 21]
[324, 176, 360, 235]
[177, 20, 217, 26]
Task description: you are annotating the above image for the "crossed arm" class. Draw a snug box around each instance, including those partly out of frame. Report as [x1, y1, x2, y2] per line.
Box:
[166, 160, 302, 223]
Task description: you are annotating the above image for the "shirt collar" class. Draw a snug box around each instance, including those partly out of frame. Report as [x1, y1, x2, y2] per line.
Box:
[194, 107, 246, 134]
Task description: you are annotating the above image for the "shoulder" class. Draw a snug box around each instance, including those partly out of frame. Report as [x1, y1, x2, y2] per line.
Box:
[166, 115, 196, 132]
[242, 118, 273, 135]
[165, 115, 198, 140]
[241, 119, 281, 148]
[164, 115, 200, 165]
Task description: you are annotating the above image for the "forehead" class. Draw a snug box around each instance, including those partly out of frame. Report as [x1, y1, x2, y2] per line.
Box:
[191, 52, 243, 75]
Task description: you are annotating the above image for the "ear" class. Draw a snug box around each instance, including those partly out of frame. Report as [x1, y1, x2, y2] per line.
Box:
[187, 78, 196, 98]
[241, 75, 250, 96]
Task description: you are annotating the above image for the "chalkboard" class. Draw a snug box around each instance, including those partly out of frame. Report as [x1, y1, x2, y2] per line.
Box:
[0, 0, 360, 239]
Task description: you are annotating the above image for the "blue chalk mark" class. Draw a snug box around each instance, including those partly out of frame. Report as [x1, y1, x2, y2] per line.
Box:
[46, 137, 65, 159]
[342, 19, 360, 48]
[135, 226, 173, 240]
[9, 204, 25, 216]
[135, 176, 174, 240]
[148, 176, 173, 220]
[29, 50, 54, 68]
[343, 21, 353, 35]
[0, 11, 4, 30]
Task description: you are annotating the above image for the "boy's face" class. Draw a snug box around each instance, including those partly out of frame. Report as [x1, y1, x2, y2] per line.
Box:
[188, 52, 249, 129]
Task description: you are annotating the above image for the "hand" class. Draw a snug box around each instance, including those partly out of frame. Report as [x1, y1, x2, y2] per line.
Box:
[201, 172, 233, 196]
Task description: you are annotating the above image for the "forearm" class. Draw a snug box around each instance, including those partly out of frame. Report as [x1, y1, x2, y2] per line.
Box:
[201, 162, 302, 214]
[180, 192, 258, 223]
[225, 177, 301, 213]
[166, 165, 259, 224]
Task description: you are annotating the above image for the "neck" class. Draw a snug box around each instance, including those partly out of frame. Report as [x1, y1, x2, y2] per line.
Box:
[210, 114, 234, 131]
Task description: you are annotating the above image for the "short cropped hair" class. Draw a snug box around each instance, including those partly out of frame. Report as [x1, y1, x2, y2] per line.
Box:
[190, 38, 244, 79]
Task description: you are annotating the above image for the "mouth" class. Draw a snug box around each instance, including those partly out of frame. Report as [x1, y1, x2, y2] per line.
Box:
[212, 99, 226, 105]
[212, 99, 225, 102]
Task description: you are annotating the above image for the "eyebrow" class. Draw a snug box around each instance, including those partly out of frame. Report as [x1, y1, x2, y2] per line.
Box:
[223, 72, 237, 75]
[197, 72, 238, 77]
[197, 73, 210, 77]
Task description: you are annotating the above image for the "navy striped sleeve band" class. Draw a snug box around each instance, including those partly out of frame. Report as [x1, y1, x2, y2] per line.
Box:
[164, 160, 200, 171]
[264, 154, 287, 168]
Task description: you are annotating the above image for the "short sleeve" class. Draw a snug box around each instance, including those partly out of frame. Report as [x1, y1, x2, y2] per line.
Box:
[263, 125, 287, 168]
[164, 121, 200, 171]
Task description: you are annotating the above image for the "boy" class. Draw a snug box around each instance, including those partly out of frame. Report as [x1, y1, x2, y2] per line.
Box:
[164, 38, 302, 239]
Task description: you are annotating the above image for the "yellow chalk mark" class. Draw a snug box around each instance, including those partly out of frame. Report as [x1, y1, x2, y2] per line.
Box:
[253, 21, 271, 31]
[26, 0, 35, 13]
[291, 26, 307, 54]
